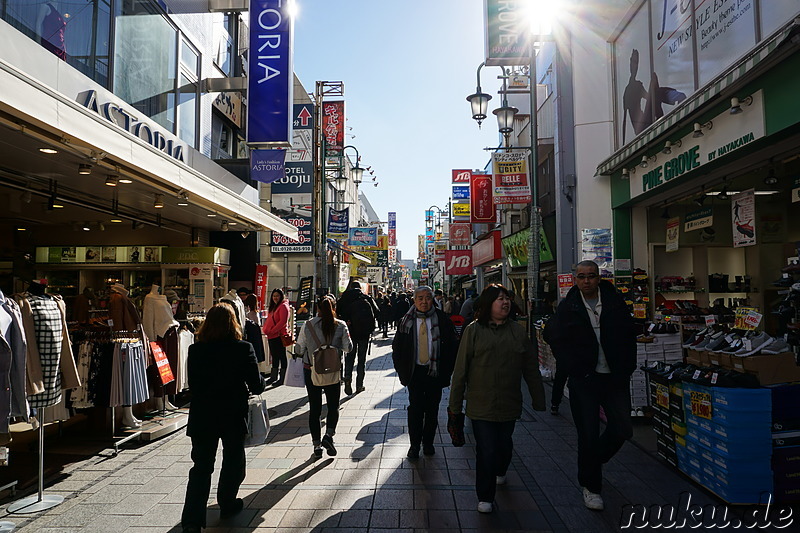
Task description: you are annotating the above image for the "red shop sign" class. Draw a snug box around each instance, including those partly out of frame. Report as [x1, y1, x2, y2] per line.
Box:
[472, 231, 502, 266]
[470, 173, 494, 224]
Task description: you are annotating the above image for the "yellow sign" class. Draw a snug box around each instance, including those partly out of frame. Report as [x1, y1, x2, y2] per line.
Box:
[655, 383, 669, 410]
[690, 391, 712, 420]
[453, 203, 470, 217]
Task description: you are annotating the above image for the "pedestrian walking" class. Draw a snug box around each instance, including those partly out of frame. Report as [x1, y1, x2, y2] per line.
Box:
[262, 288, 291, 386]
[449, 284, 545, 514]
[543, 260, 637, 511]
[393, 291, 411, 328]
[378, 293, 393, 338]
[336, 280, 380, 395]
[294, 296, 352, 459]
[459, 292, 477, 324]
[392, 286, 459, 459]
[181, 304, 265, 533]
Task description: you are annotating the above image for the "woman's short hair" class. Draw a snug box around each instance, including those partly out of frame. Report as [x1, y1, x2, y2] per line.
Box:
[196, 303, 242, 342]
[475, 283, 511, 325]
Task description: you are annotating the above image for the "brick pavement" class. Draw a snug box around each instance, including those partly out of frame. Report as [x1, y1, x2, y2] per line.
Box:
[1, 336, 739, 532]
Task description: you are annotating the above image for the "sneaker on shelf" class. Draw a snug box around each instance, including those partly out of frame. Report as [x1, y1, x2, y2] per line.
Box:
[582, 487, 604, 511]
[731, 332, 773, 357]
[761, 338, 792, 355]
[637, 334, 655, 343]
[718, 336, 744, 353]
[773, 276, 794, 287]
[704, 335, 729, 352]
[477, 501, 493, 513]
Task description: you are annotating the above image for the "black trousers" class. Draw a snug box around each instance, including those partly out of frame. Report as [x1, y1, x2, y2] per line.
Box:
[407, 364, 443, 449]
[267, 337, 287, 382]
[344, 338, 369, 388]
[551, 364, 569, 406]
[304, 368, 341, 444]
[181, 432, 246, 528]
[568, 374, 633, 493]
[471, 419, 515, 503]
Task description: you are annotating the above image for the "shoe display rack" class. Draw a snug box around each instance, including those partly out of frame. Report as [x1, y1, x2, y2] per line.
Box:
[634, 318, 683, 414]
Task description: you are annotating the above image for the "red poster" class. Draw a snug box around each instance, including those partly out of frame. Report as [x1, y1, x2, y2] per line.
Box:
[323, 101, 345, 156]
[557, 274, 574, 299]
[470, 173, 494, 224]
[150, 342, 175, 385]
[450, 223, 471, 246]
[452, 169, 472, 184]
[444, 250, 473, 275]
[255, 264, 269, 310]
[388, 228, 397, 246]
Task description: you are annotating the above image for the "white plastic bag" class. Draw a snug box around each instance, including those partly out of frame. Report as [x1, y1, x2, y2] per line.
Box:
[284, 355, 306, 388]
[244, 395, 269, 447]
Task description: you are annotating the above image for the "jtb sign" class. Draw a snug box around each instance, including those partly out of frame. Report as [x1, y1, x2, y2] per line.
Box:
[247, 1, 293, 147]
[444, 250, 473, 276]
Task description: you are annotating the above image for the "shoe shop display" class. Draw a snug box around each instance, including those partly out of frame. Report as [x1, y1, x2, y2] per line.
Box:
[731, 332, 774, 356]
[761, 338, 792, 354]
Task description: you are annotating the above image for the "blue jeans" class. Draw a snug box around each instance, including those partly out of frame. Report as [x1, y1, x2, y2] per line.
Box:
[344, 338, 369, 388]
[568, 373, 633, 494]
[470, 419, 516, 503]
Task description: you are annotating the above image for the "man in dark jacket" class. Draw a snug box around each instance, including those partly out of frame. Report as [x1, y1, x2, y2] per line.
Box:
[542, 260, 636, 512]
[392, 286, 458, 459]
[337, 280, 381, 395]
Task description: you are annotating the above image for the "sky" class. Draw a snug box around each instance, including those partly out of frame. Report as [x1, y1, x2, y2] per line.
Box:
[291, 0, 507, 262]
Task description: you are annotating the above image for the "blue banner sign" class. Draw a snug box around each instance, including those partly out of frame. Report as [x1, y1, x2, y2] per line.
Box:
[271, 161, 313, 193]
[452, 185, 470, 199]
[250, 149, 286, 183]
[327, 207, 349, 235]
[348, 227, 378, 247]
[247, 0, 293, 147]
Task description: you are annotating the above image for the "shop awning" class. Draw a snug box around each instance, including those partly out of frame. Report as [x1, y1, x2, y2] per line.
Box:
[595, 21, 800, 176]
[326, 239, 372, 264]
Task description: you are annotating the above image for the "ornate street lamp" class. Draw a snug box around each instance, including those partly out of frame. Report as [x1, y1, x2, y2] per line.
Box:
[466, 62, 493, 127]
[343, 145, 363, 185]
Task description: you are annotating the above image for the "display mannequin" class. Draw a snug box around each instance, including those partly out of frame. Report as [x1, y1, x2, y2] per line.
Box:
[35, 2, 67, 60]
[108, 283, 147, 427]
[121, 405, 141, 429]
[142, 284, 178, 340]
[220, 289, 246, 326]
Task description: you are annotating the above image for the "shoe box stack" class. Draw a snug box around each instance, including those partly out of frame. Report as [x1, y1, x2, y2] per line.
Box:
[678, 382, 773, 504]
[634, 321, 683, 411]
[644, 363, 687, 468]
[769, 383, 800, 502]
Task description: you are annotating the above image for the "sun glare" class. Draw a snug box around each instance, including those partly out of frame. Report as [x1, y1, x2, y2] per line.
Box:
[287, 0, 299, 20]
[524, 0, 559, 37]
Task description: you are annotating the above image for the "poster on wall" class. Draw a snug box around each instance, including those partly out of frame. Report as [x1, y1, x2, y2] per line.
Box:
[557, 274, 574, 299]
[665, 216, 680, 252]
[581, 229, 613, 273]
[696, 0, 756, 86]
[649, 0, 692, 114]
[731, 189, 756, 248]
[492, 151, 531, 204]
[616, 3, 654, 146]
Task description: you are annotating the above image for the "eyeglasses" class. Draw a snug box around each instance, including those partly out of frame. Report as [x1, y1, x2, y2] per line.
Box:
[575, 274, 599, 280]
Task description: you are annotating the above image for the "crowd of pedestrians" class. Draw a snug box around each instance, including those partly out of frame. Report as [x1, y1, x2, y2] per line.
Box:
[181, 269, 637, 532]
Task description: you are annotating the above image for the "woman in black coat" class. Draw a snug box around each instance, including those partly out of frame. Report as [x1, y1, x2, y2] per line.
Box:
[181, 304, 265, 533]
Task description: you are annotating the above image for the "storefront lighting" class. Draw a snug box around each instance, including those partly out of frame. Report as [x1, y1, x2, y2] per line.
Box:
[240, 231, 251, 239]
[110, 218, 123, 223]
[228, 221, 238, 226]
[717, 186, 729, 199]
[693, 194, 707, 207]
[48, 194, 63, 209]
[207, 213, 217, 217]
[153, 194, 164, 209]
[78, 164, 93, 175]
[16, 226, 26, 231]
[764, 168, 778, 185]
[118, 176, 133, 184]
[640, 155, 656, 168]
[177, 191, 189, 206]
[105, 175, 118, 187]
[707, 189, 779, 197]
[39, 147, 58, 154]
[692, 121, 713, 138]
[98, 223, 105, 231]
[621, 168, 629, 180]
[20, 190, 32, 204]
[82, 223, 91, 231]
[221, 221, 229, 231]
[730, 95, 753, 115]
[660, 205, 671, 219]
[662, 139, 682, 154]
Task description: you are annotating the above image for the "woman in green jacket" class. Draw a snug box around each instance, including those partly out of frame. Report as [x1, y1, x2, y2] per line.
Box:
[449, 284, 546, 513]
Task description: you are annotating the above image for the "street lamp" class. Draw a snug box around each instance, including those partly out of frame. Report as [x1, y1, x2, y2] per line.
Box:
[466, 62, 493, 127]
[468, 63, 517, 145]
[343, 145, 364, 185]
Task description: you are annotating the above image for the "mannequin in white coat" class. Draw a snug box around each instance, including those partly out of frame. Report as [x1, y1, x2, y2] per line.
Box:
[143, 284, 179, 411]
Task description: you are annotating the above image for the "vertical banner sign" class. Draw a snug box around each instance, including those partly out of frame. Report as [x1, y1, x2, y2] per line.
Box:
[296, 276, 314, 320]
[323, 101, 345, 157]
[327, 207, 349, 236]
[484, 0, 529, 66]
[732, 189, 756, 248]
[452, 169, 472, 184]
[470, 173, 494, 223]
[250, 149, 286, 183]
[247, 0, 293, 147]
[255, 264, 269, 310]
[450, 223, 471, 246]
[665, 216, 680, 252]
[388, 212, 397, 246]
[492, 151, 531, 204]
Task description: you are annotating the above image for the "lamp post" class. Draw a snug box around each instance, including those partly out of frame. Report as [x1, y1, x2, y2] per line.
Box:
[426, 204, 450, 293]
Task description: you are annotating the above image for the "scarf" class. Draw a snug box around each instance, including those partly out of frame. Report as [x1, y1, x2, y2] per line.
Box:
[400, 306, 440, 378]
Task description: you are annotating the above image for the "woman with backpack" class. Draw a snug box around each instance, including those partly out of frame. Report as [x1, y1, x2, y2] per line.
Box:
[294, 296, 352, 458]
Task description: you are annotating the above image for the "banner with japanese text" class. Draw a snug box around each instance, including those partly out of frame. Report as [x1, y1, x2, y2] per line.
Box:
[492, 151, 531, 204]
[470, 173, 494, 223]
[323, 101, 345, 157]
[250, 149, 286, 184]
[327, 207, 349, 236]
[388, 212, 397, 246]
[348, 227, 378, 247]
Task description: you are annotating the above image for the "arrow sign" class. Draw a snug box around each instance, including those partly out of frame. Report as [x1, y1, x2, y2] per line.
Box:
[295, 105, 313, 128]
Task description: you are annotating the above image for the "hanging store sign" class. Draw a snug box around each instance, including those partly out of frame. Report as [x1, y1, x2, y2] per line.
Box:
[473, 231, 502, 266]
[254, 264, 269, 310]
[665, 217, 680, 252]
[323, 101, 345, 156]
[247, 0, 294, 147]
[484, 0, 530, 66]
[366, 267, 384, 285]
[250, 149, 286, 184]
[450, 223, 471, 246]
[271, 162, 313, 193]
[452, 185, 470, 200]
[684, 207, 713, 232]
[287, 104, 314, 162]
[452, 169, 472, 184]
[327, 207, 349, 236]
[492, 151, 531, 204]
[452, 202, 471, 219]
[444, 250, 473, 276]
[348, 227, 378, 247]
[213, 91, 243, 128]
[434, 241, 447, 261]
[271, 215, 313, 253]
[388, 212, 397, 246]
[501, 227, 553, 267]
[470, 173, 494, 223]
[633, 91, 765, 198]
[731, 189, 756, 248]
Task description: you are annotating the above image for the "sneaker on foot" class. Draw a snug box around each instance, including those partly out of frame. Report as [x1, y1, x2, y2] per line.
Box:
[313, 446, 323, 459]
[344, 380, 353, 395]
[496, 475, 507, 485]
[477, 501, 493, 513]
[321, 434, 337, 456]
[582, 487, 604, 511]
[356, 385, 366, 393]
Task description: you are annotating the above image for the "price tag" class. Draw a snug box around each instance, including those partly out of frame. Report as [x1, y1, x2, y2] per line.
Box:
[742, 338, 753, 352]
[693, 370, 701, 380]
[648, 323, 656, 332]
[704, 315, 716, 327]
[711, 372, 718, 385]
[744, 310, 763, 329]
[724, 334, 733, 344]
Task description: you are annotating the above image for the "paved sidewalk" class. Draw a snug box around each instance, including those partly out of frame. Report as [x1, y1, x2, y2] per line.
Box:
[1, 335, 746, 532]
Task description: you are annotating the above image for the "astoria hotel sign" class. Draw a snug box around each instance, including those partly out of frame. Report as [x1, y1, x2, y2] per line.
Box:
[81, 90, 187, 163]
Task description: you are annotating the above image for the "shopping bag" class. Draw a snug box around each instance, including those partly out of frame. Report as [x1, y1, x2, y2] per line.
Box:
[244, 395, 269, 447]
[284, 355, 306, 388]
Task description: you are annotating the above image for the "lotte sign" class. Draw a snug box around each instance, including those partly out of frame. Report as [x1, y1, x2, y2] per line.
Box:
[444, 250, 473, 276]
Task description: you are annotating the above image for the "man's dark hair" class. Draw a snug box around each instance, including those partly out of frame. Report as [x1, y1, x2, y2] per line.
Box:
[475, 283, 511, 325]
[575, 260, 599, 273]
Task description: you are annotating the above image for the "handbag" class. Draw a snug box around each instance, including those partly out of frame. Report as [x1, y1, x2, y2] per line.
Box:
[244, 394, 270, 447]
[306, 324, 341, 387]
[281, 333, 294, 347]
[284, 355, 306, 387]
